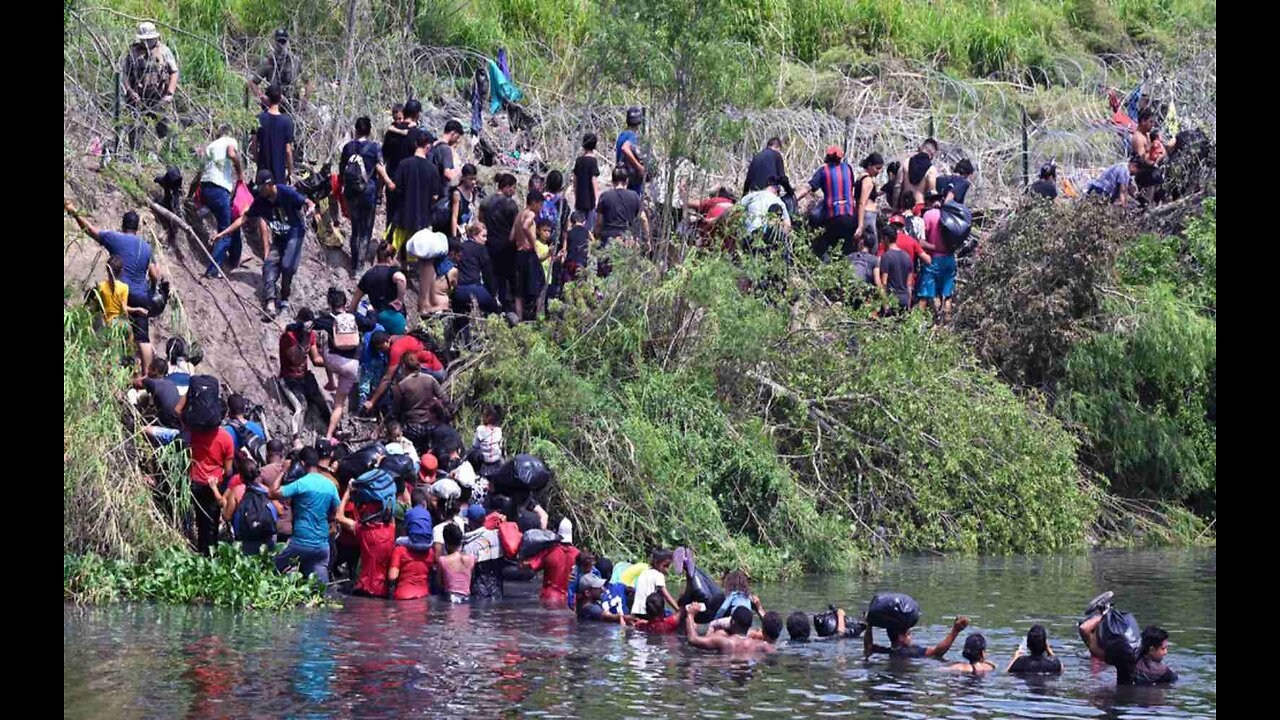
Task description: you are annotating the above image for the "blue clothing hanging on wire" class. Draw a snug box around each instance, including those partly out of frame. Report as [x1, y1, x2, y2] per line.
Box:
[487, 56, 524, 115]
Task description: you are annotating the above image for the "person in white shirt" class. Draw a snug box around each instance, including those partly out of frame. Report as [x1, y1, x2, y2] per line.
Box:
[739, 185, 791, 255]
[198, 125, 245, 278]
[630, 548, 680, 615]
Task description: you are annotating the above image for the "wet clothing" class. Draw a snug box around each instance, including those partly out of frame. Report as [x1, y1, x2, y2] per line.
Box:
[1116, 656, 1178, 685]
[471, 558, 506, 599]
[870, 643, 928, 658]
[278, 472, 341, 550]
[528, 544, 580, 603]
[1009, 654, 1063, 674]
[389, 545, 435, 600]
[635, 614, 681, 633]
[255, 111, 295, 185]
[188, 427, 235, 487]
[354, 518, 396, 597]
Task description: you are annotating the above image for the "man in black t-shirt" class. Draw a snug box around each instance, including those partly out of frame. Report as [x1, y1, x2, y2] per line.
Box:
[1006, 625, 1063, 675]
[864, 616, 969, 660]
[595, 166, 647, 244]
[744, 137, 790, 195]
[429, 120, 464, 185]
[135, 357, 184, 446]
[937, 158, 975, 205]
[1080, 613, 1178, 685]
[572, 134, 602, 229]
[1028, 162, 1058, 200]
[350, 243, 408, 335]
[390, 131, 443, 261]
[479, 173, 521, 306]
[252, 85, 295, 185]
[382, 100, 422, 238]
[339, 116, 395, 274]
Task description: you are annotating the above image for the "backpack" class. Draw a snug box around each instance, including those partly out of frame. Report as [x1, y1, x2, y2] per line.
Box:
[229, 419, 267, 465]
[431, 192, 455, 230]
[183, 375, 223, 431]
[234, 486, 275, 542]
[342, 142, 371, 197]
[938, 200, 972, 252]
[351, 467, 398, 523]
[331, 312, 360, 352]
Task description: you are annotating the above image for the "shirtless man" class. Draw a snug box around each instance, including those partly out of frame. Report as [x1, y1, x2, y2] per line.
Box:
[685, 603, 776, 655]
[898, 139, 939, 213]
[1129, 109, 1171, 202]
[510, 190, 544, 322]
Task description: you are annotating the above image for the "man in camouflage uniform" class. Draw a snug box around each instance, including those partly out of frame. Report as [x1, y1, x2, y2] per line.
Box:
[249, 28, 308, 113]
[120, 22, 179, 150]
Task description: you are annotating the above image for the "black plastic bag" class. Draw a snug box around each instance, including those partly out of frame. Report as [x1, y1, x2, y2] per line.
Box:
[677, 567, 725, 624]
[338, 442, 385, 482]
[517, 528, 560, 559]
[866, 592, 921, 632]
[814, 605, 840, 637]
[492, 454, 551, 494]
[1098, 608, 1142, 666]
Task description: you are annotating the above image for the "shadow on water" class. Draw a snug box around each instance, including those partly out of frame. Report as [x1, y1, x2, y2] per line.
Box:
[64, 549, 1216, 720]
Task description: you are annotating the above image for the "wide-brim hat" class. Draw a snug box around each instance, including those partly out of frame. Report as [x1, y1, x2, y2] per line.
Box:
[136, 22, 161, 41]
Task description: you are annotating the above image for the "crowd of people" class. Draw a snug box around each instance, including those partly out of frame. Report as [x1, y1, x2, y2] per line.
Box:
[70, 21, 1189, 692]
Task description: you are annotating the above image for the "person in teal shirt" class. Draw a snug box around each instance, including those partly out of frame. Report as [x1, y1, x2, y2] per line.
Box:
[269, 447, 340, 584]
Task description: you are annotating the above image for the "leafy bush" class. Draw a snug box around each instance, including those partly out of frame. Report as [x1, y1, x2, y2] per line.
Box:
[954, 199, 1133, 392]
[450, 245, 1097, 576]
[65, 544, 330, 610]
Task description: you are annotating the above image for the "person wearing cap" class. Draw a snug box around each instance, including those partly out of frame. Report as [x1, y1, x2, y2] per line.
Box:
[119, 21, 179, 149]
[212, 169, 314, 318]
[615, 107, 647, 196]
[523, 518, 581, 606]
[388, 505, 436, 600]
[1029, 162, 1058, 200]
[795, 145, 858, 261]
[249, 28, 307, 112]
[65, 201, 163, 373]
[575, 572, 626, 623]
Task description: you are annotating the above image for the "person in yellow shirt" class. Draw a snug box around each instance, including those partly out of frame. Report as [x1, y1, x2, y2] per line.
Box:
[534, 218, 555, 317]
[94, 255, 149, 327]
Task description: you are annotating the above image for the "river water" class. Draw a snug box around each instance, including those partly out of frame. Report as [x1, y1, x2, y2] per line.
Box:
[64, 549, 1215, 719]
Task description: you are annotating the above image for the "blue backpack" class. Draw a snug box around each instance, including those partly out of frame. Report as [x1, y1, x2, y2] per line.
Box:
[351, 468, 397, 523]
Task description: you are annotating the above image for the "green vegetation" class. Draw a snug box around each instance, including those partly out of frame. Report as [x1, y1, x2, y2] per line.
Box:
[451, 243, 1099, 577]
[65, 545, 329, 609]
[64, 303, 188, 562]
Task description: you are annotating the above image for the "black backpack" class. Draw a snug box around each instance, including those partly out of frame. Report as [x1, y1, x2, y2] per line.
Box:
[234, 486, 275, 542]
[229, 419, 267, 465]
[343, 142, 371, 197]
[939, 200, 972, 252]
[183, 375, 224, 431]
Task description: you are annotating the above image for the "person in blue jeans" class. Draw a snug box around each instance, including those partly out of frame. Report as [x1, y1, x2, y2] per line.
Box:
[269, 446, 340, 585]
[197, 126, 245, 278]
[211, 169, 314, 318]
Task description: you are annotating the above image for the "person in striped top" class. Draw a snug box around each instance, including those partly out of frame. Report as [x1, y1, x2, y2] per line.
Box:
[795, 145, 857, 261]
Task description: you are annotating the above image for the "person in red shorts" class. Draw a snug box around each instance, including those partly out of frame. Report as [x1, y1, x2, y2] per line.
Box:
[388, 506, 436, 600]
[524, 517, 580, 606]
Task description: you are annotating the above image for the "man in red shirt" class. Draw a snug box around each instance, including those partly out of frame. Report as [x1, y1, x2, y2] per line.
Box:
[279, 308, 331, 435]
[189, 424, 236, 556]
[524, 518, 580, 606]
[362, 330, 445, 415]
[877, 215, 931, 305]
[684, 188, 736, 245]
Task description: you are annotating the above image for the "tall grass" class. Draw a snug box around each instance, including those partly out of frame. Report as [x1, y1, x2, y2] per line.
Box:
[64, 303, 188, 562]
